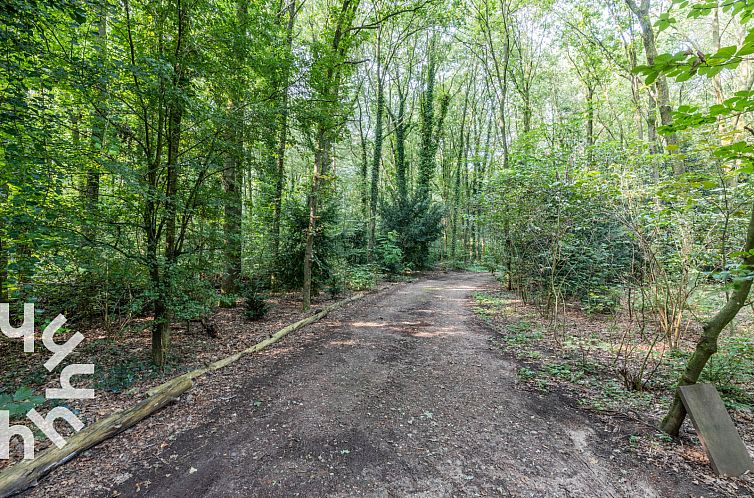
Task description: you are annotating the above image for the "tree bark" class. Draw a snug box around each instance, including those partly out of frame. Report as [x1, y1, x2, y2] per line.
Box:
[222, 105, 242, 296]
[0, 234, 7, 303]
[303, 129, 328, 310]
[0, 377, 193, 498]
[84, 1, 108, 242]
[394, 86, 408, 205]
[271, 0, 296, 262]
[368, 41, 384, 256]
[625, 0, 682, 173]
[152, 0, 189, 367]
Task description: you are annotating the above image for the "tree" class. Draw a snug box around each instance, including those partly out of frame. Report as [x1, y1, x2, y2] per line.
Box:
[635, 0, 754, 435]
[301, 0, 362, 310]
[624, 0, 683, 172]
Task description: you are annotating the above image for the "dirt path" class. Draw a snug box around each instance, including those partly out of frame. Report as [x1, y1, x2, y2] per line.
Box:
[28, 273, 712, 497]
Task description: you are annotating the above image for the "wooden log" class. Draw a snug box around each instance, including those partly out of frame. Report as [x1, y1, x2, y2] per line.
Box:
[0, 291, 366, 496]
[147, 292, 365, 396]
[0, 376, 192, 498]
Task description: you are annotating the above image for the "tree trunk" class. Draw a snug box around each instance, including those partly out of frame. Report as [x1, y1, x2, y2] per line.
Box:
[661, 201, 754, 435]
[271, 0, 296, 262]
[303, 129, 328, 311]
[222, 108, 242, 296]
[152, 0, 188, 367]
[368, 50, 384, 256]
[586, 85, 595, 160]
[394, 87, 408, 206]
[152, 296, 170, 367]
[626, 0, 681, 173]
[84, 2, 108, 242]
[0, 234, 7, 303]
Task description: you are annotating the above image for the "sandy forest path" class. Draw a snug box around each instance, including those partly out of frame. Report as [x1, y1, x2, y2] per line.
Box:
[29, 272, 710, 497]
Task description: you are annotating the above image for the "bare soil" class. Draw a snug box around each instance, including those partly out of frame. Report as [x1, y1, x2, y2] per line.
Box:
[22, 272, 721, 497]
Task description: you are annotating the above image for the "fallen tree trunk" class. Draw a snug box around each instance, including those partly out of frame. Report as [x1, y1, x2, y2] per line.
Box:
[0, 376, 193, 498]
[0, 291, 366, 497]
[147, 292, 365, 396]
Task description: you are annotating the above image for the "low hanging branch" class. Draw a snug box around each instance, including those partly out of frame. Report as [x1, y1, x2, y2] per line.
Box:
[0, 292, 367, 498]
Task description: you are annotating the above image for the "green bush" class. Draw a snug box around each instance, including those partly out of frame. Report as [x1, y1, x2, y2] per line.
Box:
[95, 359, 157, 394]
[374, 231, 404, 274]
[581, 286, 622, 315]
[243, 286, 269, 321]
[346, 265, 376, 291]
[702, 335, 754, 387]
[381, 194, 444, 269]
[327, 277, 346, 298]
[274, 198, 338, 291]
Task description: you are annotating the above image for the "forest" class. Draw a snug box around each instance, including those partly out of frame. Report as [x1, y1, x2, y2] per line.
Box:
[2, 0, 754, 495]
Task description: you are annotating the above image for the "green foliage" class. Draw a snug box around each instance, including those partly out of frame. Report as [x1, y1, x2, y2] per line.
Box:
[701, 335, 754, 387]
[483, 142, 639, 310]
[275, 197, 338, 291]
[581, 286, 622, 315]
[94, 359, 157, 394]
[516, 367, 537, 381]
[0, 387, 45, 418]
[169, 266, 218, 322]
[327, 276, 346, 297]
[545, 362, 584, 382]
[374, 231, 404, 274]
[94, 356, 182, 394]
[218, 294, 237, 308]
[345, 265, 377, 291]
[243, 291, 269, 321]
[381, 194, 444, 269]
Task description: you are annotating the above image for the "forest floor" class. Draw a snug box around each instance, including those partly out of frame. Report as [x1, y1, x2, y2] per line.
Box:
[13, 271, 740, 497]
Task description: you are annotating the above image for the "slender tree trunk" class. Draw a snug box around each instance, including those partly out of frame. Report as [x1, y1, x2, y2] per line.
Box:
[451, 89, 469, 260]
[521, 83, 532, 134]
[626, 0, 682, 173]
[0, 234, 7, 303]
[626, 43, 645, 142]
[85, 4, 108, 242]
[586, 86, 595, 149]
[395, 88, 408, 206]
[224, 0, 244, 294]
[368, 40, 384, 256]
[303, 129, 328, 310]
[418, 46, 437, 202]
[661, 202, 754, 435]
[222, 106, 242, 295]
[302, 0, 358, 308]
[272, 0, 296, 262]
[482, 0, 511, 168]
[152, 0, 188, 367]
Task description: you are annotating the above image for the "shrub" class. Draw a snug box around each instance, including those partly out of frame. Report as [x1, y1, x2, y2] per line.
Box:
[327, 277, 346, 298]
[374, 231, 404, 274]
[274, 198, 337, 291]
[581, 286, 622, 315]
[242, 282, 269, 321]
[381, 194, 444, 269]
[701, 335, 754, 387]
[346, 265, 376, 291]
